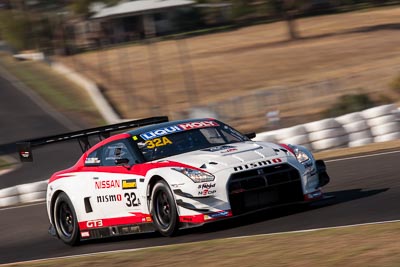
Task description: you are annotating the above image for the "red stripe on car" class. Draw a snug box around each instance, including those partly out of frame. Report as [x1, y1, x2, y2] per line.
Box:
[79, 213, 153, 230]
[279, 144, 295, 155]
[49, 161, 202, 184]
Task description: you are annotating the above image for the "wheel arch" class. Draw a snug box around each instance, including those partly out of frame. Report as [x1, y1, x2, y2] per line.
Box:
[147, 175, 164, 204]
[50, 190, 82, 228]
[146, 175, 179, 213]
[147, 175, 180, 236]
[50, 190, 65, 227]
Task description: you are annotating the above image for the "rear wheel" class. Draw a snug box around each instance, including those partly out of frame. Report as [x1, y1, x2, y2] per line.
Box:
[151, 180, 179, 236]
[53, 192, 80, 246]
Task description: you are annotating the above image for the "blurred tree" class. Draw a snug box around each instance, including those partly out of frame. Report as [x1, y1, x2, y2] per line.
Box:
[266, 0, 307, 40]
[228, 0, 304, 40]
[231, 0, 253, 18]
[324, 93, 375, 117]
[70, 0, 120, 16]
[0, 10, 31, 50]
[0, 9, 53, 51]
[0, 0, 64, 52]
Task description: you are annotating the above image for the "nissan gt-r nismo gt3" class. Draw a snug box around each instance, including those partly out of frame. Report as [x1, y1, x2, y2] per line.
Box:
[20, 117, 330, 245]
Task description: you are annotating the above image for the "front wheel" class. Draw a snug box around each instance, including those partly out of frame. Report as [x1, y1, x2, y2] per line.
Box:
[53, 192, 80, 246]
[150, 180, 179, 236]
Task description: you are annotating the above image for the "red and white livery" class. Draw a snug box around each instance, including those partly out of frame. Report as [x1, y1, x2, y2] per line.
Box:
[18, 117, 330, 245]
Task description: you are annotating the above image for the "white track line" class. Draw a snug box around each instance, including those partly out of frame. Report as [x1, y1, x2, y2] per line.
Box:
[325, 149, 400, 163]
[231, 219, 400, 239]
[4, 219, 400, 266]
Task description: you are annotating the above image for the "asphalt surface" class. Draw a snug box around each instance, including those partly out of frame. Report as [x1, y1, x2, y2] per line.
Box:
[0, 58, 399, 264]
[1, 151, 400, 264]
[0, 66, 82, 188]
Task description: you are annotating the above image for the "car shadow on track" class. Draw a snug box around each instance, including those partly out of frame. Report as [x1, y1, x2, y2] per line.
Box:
[179, 187, 389, 236]
[312, 188, 388, 208]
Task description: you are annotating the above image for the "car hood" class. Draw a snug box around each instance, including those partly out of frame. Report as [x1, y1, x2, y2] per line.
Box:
[163, 141, 288, 172]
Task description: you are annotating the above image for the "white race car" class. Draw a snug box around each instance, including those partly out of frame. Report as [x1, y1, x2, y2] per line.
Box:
[18, 117, 330, 245]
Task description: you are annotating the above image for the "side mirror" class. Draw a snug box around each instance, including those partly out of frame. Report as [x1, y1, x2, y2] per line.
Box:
[115, 158, 130, 166]
[245, 132, 256, 139]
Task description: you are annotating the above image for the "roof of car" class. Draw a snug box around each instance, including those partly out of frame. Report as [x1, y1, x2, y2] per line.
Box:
[127, 118, 218, 136]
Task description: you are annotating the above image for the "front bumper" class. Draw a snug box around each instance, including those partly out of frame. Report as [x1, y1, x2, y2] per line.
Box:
[316, 160, 330, 187]
[174, 159, 331, 226]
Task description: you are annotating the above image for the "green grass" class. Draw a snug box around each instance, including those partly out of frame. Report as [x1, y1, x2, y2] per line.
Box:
[5, 222, 400, 267]
[0, 53, 104, 127]
[0, 157, 14, 170]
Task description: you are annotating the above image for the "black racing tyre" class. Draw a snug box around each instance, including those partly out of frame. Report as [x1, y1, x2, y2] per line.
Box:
[53, 192, 80, 246]
[150, 180, 179, 236]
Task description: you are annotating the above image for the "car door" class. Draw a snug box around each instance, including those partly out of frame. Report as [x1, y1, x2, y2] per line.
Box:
[91, 139, 142, 221]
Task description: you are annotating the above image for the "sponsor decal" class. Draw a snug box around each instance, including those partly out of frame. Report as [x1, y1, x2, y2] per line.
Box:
[81, 231, 90, 238]
[97, 194, 122, 203]
[140, 121, 219, 140]
[233, 158, 283, 172]
[79, 213, 153, 230]
[95, 180, 120, 189]
[122, 179, 137, 189]
[85, 157, 100, 164]
[198, 183, 216, 189]
[178, 120, 219, 130]
[272, 158, 282, 163]
[221, 148, 238, 153]
[145, 136, 173, 149]
[141, 216, 152, 222]
[86, 220, 103, 228]
[204, 210, 230, 220]
[124, 192, 141, 207]
[198, 189, 217, 196]
[181, 216, 193, 222]
[140, 125, 183, 140]
[171, 183, 185, 188]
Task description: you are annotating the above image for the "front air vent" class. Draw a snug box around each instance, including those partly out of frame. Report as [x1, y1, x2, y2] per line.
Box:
[228, 164, 303, 215]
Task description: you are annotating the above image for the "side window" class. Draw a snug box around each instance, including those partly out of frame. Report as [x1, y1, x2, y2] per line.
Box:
[85, 148, 102, 166]
[200, 128, 225, 144]
[101, 141, 135, 167]
[221, 129, 242, 142]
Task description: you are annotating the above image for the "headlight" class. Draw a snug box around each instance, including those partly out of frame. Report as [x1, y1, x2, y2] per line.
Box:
[294, 148, 310, 163]
[172, 167, 215, 183]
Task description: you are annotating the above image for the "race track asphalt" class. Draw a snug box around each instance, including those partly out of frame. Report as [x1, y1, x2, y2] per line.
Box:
[0, 60, 399, 264]
[1, 151, 399, 264]
[0, 68, 83, 188]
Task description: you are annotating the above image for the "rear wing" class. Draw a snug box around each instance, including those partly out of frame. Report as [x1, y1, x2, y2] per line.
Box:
[15, 116, 168, 162]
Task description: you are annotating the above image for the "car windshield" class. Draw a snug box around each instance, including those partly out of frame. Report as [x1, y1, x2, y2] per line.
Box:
[133, 120, 248, 161]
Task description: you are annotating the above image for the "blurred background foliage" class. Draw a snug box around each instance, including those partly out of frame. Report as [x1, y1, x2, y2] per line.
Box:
[323, 93, 376, 117]
[0, 0, 399, 131]
[1, 0, 399, 52]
